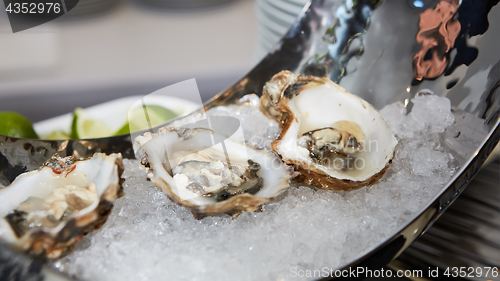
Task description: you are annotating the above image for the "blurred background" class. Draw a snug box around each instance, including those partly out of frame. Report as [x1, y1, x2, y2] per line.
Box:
[0, 0, 263, 121]
[0, 0, 312, 122]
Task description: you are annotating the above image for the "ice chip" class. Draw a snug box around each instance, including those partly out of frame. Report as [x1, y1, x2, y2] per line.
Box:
[410, 95, 455, 133]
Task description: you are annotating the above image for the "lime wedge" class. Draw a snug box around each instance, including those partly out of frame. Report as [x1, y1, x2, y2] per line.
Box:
[115, 122, 131, 135]
[45, 131, 71, 140]
[116, 105, 177, 135]
[71, 108, 114, 139]
[0, 111, 39, 139]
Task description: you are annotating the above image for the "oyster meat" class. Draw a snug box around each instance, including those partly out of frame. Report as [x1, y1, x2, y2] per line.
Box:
[0, 153, 124, 258]
[260, 71, 398, 191]
[135, 127, 294, 218]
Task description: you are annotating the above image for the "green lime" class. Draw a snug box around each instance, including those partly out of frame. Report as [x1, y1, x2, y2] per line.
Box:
[0, 112, 39, 139]
[114, 122, 130, 135]
[115, 105, 178, 135]
[71, 108, 114, 139]
[45, 130, 71, 140]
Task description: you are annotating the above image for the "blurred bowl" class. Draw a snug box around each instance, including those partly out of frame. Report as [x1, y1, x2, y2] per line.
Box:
[136, 0, 236, 8]
[33, 95, 199, 139]
[65, 0, 121, 16]
[254, 0, 308, 60]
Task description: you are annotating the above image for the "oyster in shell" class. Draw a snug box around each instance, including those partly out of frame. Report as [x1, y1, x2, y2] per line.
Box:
[0, 153, 124, 258]
[260, 71, 397, 191]
[135, 127, 294, 218]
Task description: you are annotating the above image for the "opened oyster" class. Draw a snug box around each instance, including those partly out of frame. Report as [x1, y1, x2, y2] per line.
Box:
[260, 71, 397, 191]
[0, 153, 124, 258]
[135, 127, 294, 218]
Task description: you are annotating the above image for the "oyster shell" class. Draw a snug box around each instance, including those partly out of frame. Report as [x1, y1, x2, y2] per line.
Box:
[0, 153, 124, 258]
[260, 71, 397, 191]
[135, 127, 294, 218]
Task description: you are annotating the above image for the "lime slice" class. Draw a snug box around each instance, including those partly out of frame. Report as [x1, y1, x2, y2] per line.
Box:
[71, 108, 114, 139]
[45, 131, 71, 140]
[0, 112, 39, 139]
[115, 122, 131, 135]
[116, 105, 178, 135]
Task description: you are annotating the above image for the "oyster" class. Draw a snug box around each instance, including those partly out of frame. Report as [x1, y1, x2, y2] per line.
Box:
[135, 127, 294, 218]
[260, 71, 397, 191]
[0, 153, 124, 258]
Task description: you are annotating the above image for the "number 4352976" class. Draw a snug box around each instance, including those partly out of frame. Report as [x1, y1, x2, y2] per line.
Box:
[5, 2, 62, 14]
[444, 267, 499, 278]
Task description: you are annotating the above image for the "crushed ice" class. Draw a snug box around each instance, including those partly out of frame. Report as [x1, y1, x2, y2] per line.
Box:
[54, 94, 488, 281]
